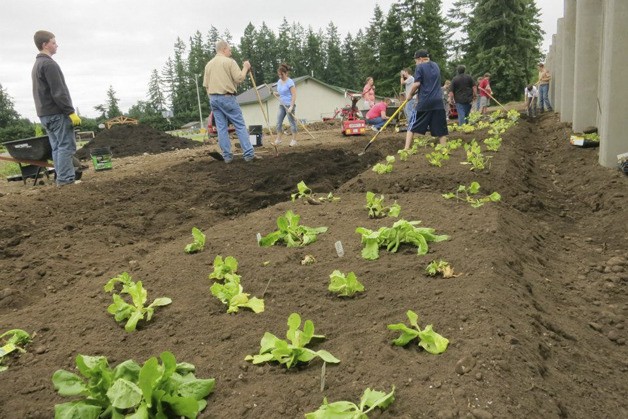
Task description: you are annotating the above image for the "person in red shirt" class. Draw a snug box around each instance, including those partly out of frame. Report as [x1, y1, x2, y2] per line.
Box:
[478, 73, 492, 114]
[365, 98, 391, 131]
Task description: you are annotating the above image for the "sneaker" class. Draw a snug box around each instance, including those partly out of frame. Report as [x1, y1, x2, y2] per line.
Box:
[244, 155, 262, 162]
[289, 140, 297, 147]
[224, 158, 233, 164]
[273, 139, 282, 145]
[371, 126, 379, 132]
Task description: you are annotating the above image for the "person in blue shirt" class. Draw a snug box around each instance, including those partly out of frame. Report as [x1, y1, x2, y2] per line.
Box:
[404, 50, 448, 150]
[273, 63, 298, 147]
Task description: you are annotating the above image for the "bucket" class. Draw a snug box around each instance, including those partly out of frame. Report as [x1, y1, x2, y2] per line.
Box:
[90, 147, 113, 171]
[248, 125, 263, 147]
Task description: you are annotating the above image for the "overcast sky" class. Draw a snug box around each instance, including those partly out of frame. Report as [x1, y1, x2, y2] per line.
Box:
[1, 0, 563, 121]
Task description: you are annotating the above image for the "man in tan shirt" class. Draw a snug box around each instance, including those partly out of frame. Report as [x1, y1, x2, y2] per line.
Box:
[203, 40, 256, 163]
[536, 63, 553, 112]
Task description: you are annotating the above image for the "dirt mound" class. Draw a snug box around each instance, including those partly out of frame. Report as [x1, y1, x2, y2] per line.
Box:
[75, 123, 201, 160]
[0, 113, 626, 418]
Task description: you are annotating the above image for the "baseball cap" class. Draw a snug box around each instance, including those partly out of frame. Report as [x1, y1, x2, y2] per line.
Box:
[414, 50, 429, 58]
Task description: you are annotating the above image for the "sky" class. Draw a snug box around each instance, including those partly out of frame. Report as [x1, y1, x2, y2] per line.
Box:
[1, 0, 563, 122]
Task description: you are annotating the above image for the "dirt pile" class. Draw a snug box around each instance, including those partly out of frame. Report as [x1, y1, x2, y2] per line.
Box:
[75, 123, 201, 160]
[0, 113, 626, 418]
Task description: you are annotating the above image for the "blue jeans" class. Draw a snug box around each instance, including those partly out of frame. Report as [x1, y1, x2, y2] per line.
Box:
[366, 117, 386, 129]
[538, 84, 552, 111]
[276, 103, 297, 133]
[404, 99, 417, 120]
[39, 114, 76, 185]
[455, 103, 472, 125]
[209, 95, 254, 161]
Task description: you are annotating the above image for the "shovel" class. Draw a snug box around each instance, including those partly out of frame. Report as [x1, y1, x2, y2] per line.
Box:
[478, 87, 508, 112]
[358, 98, 409, 156]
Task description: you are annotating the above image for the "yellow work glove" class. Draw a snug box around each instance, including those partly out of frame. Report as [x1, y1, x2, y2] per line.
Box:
[69, 112, 81, 126]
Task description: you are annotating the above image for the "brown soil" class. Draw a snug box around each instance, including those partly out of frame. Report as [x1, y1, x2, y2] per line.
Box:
[1, 113, 627, 418]
[74, 124, 201, 159]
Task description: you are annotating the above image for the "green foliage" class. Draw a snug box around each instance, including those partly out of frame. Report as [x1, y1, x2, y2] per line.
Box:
[259, 210, 327, 247]
[291, 181, 340, 203]
[425, 143, 450, 167]
[466, 111, 483, 125]
[372, 155, 395, 174]
[462, 140, 492, 171]
[425, 260, 456, 278]
[365, 191, 401, 219]
[356, 220, 448, 260]
[209, 255, 238, 281]
[328, 270, 365, 297]
[465, 0, 543, 102]
[305, 387, 395, 418]
[0, 329, 31, 372]
[208, 256, 264, 314]
[104, 273, 172, 332]
[184, 227, 206, 254]
[52, 351, 215, 418]
[387, 310, 449, 354]
[245, 313, 340, 368]
[483, 135, 502, 151]
[442, 181, 501, 208]
[210, 274, 264, 314]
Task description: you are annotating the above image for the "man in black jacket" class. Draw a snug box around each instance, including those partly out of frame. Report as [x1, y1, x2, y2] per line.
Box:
[32, 30, 81, 186]
[448, 65, 477, 126]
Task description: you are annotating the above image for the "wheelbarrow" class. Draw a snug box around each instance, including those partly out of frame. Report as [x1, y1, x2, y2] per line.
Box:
[1, 135, 82, 185]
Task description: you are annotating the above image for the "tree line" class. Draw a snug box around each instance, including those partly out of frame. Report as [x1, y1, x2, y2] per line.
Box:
[0, 0, 543, 141]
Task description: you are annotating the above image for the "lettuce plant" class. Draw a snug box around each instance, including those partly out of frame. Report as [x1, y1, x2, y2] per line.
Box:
[387, 310, 449, 354]
[210, 274, 264, 314]
[245, 313, 340, 368]
[356, 220, 448, 260]
[0, 329, 31, 372]
[104, 273, 172, 332]
[184, 227, 206, 254]
[425, 260, 457, 278]
[365, 191, 400, 219]
[208, 255, 238, 281]
[291, 181, 340, 203]
[259, 210, 327, 247]
[442, 181, 501, 208]
[328, 270, 364, 297]
[52, 351, 215, 418]
[372, 155, 395, 174]
[305, 387, 395, 418]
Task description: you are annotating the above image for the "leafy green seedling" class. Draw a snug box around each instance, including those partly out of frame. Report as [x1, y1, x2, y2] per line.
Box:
[442, 181, 501, 208]
[387, 310, 449, 354]
[365, 191, 400, 219]
[291, 180, 340, 203]
[259, 210, 327, 247]
[210, 275, 264, 314]
[209, 255, 238, 280]
[328, 270, 365, 297]
[305, 387, 395, 418]
[483, 135, 502, 151]
[52, 351, 215, 418]
[104, 272, 172, 332]
[0, 329, 31, 372]
[184, 227, 206, 254]
[372, 155, 395, 174]
[461, 140, 492, 171]
[507, 109, 520, 122]
[425, 260, 458, 278]
[356, 220, 448, 260]
[245, 313, 340, 368]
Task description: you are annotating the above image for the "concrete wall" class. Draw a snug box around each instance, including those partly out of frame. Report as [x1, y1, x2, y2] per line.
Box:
[551, 0, 627, 168]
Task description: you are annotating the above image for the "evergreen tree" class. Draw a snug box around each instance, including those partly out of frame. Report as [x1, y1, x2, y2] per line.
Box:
[161, 57, 175, 111]
[466, 0, 543, 101]
[147, 69, 166, 112]
[276, 18, 291, 65]
[342, 33, 359, 90]
[446, 0, 478, 64]
[379, 4, 408, 97]
[239, 23, 257, 91]
[255, 22, 278, 84]
[356, 6, 385, 91]
[302, 27, 325, 79]
[0, 83, 20, 128]
[105, 85, 122, 118]
[323, 22, 345, 86]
